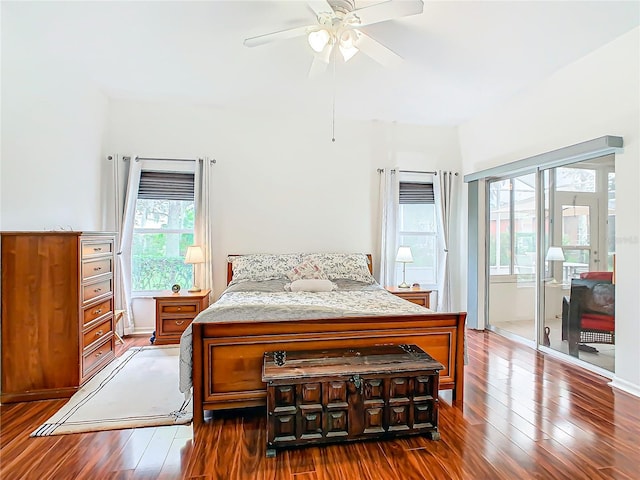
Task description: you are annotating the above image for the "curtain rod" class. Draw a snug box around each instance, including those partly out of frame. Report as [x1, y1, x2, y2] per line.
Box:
[134, 156, 198, 163]
[377, 168, 458, 176]
[121, 156, 216, 164]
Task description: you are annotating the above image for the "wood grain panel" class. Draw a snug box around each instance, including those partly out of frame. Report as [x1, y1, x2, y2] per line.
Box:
[205, 331, 455, 397]
[1, 234, 80, 396]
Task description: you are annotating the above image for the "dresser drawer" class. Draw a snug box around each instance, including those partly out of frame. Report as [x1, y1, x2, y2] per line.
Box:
[83, 298, 113, 326]
[82, 257, 113, 281]
[82, 338, 114, 378]
[82, 278, 112, 304]
[159, 302, 199, 315]
[83, 317, 113, 349]
[81, 240, 114, 258]
[160, 317, 193, 335]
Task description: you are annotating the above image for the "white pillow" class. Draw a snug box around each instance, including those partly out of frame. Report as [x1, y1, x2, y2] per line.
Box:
[288, 279, 337, 292]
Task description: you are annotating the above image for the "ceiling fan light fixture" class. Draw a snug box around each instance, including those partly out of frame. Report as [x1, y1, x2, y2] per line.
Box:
[339, 43, 358, 61]
[308, 28, 331, 53]
[339, 29, 359, 61]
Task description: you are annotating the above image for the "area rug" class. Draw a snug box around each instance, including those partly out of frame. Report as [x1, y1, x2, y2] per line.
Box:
[31, 345, 192, 437]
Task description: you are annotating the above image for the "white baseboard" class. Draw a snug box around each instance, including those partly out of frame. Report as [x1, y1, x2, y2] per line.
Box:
[609, 377, 640, 399]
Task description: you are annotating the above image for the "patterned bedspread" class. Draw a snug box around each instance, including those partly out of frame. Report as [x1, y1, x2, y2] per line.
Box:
[178, 280, 431, 392]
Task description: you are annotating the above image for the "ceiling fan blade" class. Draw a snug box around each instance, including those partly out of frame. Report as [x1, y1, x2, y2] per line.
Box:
[355, 30, 403, 67]
[309, 55, 329, 78]
[307, 0, 334, 18]
[244, 25, 311, 48]
[347, 0, 424, 27]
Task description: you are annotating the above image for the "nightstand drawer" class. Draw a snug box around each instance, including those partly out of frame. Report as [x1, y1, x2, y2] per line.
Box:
[399, 293, 429, 307]
[160, 317, 193, 335]
[385, 287, 432, 309]
[160, 302, 199, 315]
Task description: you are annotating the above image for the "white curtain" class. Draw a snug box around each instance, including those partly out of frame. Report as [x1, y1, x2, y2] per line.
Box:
[377, 168, 399, 287]
[194, 157, 215, 299]
[434, 170, 457, 311]
[117, 156, 142, 333]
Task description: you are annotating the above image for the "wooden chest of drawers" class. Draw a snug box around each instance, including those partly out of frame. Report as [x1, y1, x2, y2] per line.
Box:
[153, 290, 210, 345]
[262, 344, 443, 457]
[1, 232, 117, 403]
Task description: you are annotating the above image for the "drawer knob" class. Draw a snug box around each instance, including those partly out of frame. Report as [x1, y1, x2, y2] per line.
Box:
[93, 247, 102, 252]
[94, 288, 102, 293]
[93, 266, 102, 271]
[175, 320, 185, 326]
[95, 351, 103, 357]
[95, 330, 103, 337]
[177, 307, 181, 311]
[93, 308, 102, 315]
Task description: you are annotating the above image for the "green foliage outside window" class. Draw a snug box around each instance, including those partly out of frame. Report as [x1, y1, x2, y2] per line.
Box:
[132, 255, 192, 291]
[132, 232, 195, 291]
[489, 232, 512, 268]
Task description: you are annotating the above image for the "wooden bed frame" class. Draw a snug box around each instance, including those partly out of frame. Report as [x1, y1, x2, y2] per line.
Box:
[190, 255, 466, 425]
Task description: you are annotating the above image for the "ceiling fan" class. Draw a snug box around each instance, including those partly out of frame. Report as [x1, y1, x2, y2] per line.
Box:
[243, 0, 424, 76]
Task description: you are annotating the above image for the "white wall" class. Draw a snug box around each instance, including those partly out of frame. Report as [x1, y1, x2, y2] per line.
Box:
[459, 28, 640, 396]
[106, 100, 463, 304]
[0, 8, 108, 231]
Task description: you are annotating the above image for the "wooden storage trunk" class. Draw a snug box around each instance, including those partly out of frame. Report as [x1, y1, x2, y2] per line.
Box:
[262, 344, 444, 457]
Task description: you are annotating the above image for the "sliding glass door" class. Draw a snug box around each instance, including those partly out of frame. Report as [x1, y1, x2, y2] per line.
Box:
[486, 156, 615, 373]
[487, 173, 537, 343]
[541, 156, 615, 372]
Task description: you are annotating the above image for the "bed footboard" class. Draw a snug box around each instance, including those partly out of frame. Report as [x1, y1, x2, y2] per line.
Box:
[191, 313, 466, 425]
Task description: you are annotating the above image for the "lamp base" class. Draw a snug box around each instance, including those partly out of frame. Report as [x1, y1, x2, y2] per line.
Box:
[397, 282, 410, 289]
[188, 286, 202, 293]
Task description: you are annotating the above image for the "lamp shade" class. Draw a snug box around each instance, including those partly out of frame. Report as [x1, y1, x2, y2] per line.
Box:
[545, 246, 565, 262]
[308, 28, 331, 53]
[184, 245, 205, 265]
[395, 246, 413, 263]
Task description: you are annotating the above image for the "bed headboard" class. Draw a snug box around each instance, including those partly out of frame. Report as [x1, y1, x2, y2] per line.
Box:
[226, 253, 373, 285]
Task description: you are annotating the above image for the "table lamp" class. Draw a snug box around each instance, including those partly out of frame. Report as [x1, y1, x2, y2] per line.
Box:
[545, 246, 565, 283]
[396, 246, 413, 288]
[184, 245, 205, 292]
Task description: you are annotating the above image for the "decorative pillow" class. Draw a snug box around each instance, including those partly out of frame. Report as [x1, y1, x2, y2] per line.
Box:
[302, 253, 375, 284]
[229, 253, 303, 284]
[286, 279, 337, 292]
[286, 260, 328, 281]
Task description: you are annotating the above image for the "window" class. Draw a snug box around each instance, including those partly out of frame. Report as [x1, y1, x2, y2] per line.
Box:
[132, 171, 195, 293]
[488, 174, 536, 279]
[396, 178, 438, 286]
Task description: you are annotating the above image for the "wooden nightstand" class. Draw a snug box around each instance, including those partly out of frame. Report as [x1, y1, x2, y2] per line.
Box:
[385, 286, 432, 309]
[152, 289, 211, 345]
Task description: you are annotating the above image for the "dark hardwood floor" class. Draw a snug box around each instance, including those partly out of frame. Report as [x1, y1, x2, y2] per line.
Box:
[1, 330, 639, 479]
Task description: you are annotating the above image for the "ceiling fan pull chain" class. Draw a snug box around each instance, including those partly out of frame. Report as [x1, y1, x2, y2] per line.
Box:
[332, 47, 336, 143]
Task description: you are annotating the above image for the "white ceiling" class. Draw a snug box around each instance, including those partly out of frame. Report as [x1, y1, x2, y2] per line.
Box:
[5, 0, 639, 126]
